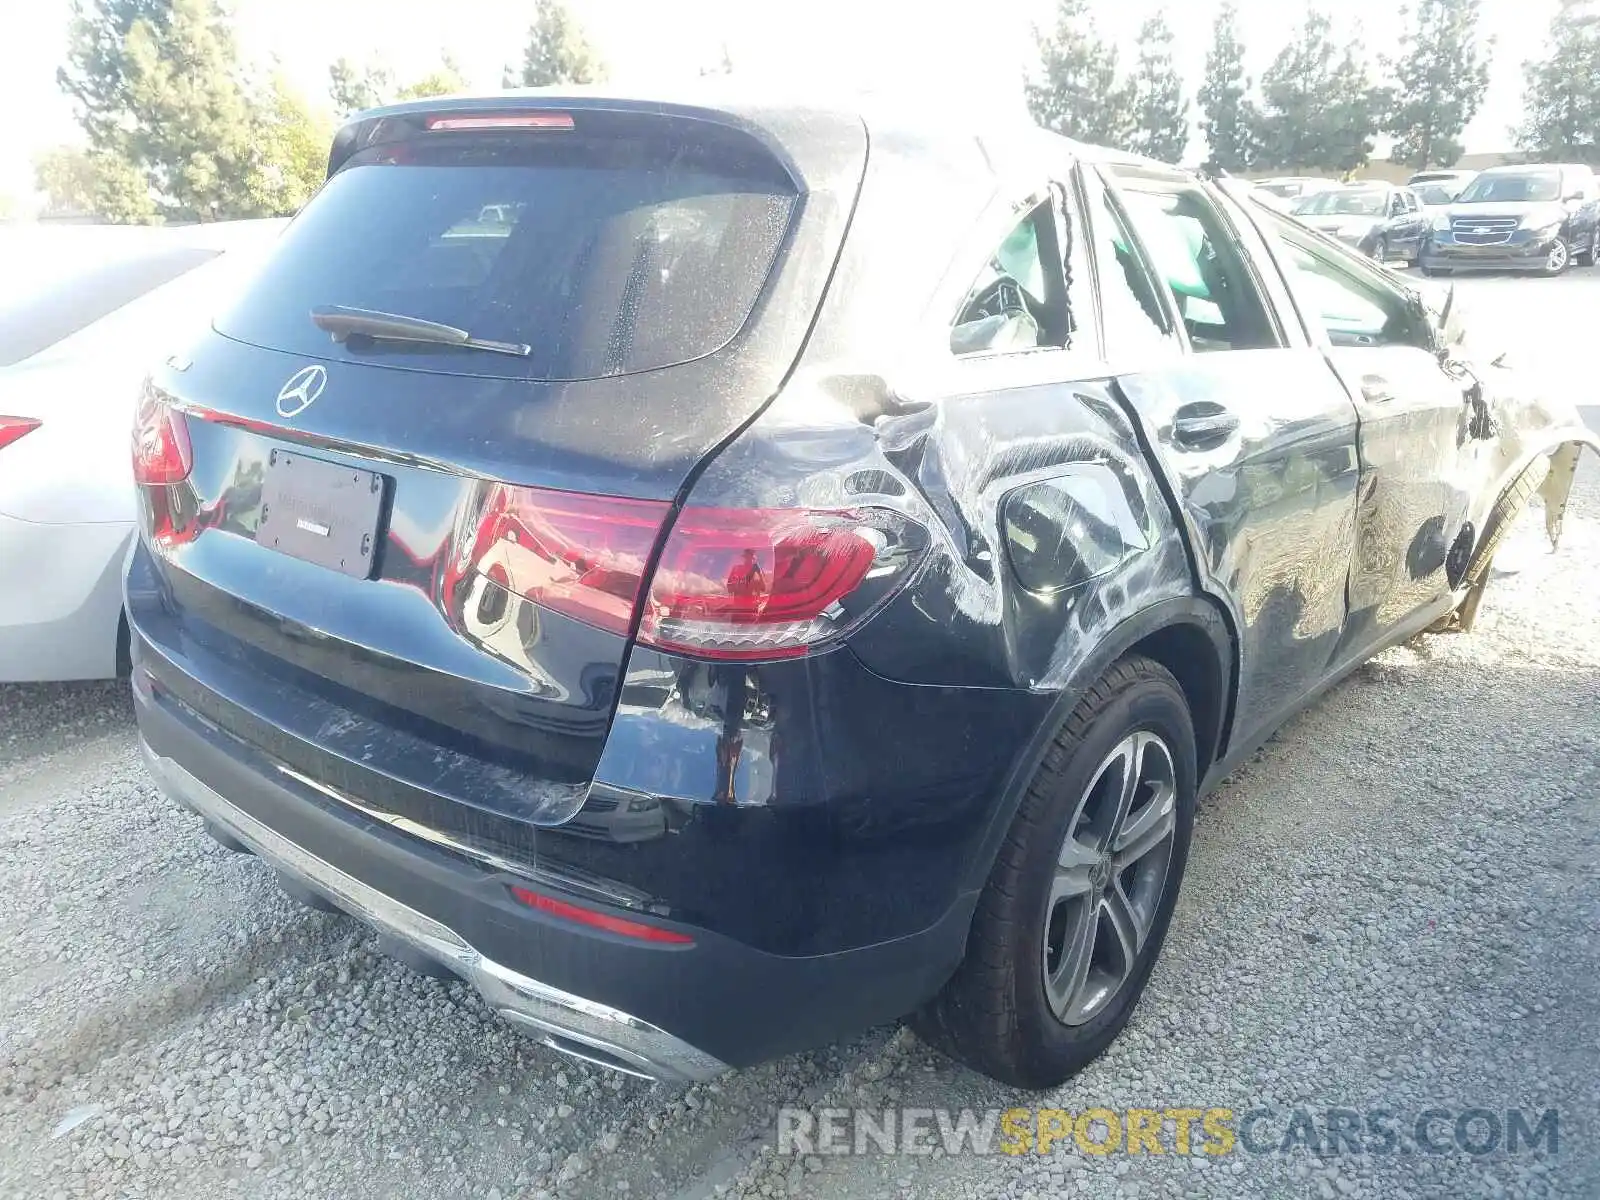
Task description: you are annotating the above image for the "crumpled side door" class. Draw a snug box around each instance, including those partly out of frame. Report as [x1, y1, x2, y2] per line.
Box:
[1222, 184, 1493, 653]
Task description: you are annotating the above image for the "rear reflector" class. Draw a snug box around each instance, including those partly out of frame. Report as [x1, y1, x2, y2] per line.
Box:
[425, 113, 575, 132]
[448, 486, 927, 661]
[131, 390, 193, 485]
[510, 886, 694, 945]
[0, 416, 41, 452]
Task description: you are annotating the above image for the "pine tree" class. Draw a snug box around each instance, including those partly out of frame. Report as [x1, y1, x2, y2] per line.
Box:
[59, 0, 260, 221]
[396, 54, 470, 100]
[246, 75, 332, 215]
[1324, 44, 1380, 173]
[56, 0, 172, 151]
[506, 0, 605, 88]
[1198, 0, 1260, 172]
[328, 57, 392, 117]
[1516, 0, 1600, 163]
[57, 0, 338, 221]
[1254, 10, 1344, 171]
[1383, 0, 1491, 169]
[1026, 0, 1134, 148]
[1127, 12, 1189, 164]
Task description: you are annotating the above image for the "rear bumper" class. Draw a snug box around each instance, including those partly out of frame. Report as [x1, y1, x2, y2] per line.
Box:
[141, 740, 726, 1082]
[131, 647, 977, 1073]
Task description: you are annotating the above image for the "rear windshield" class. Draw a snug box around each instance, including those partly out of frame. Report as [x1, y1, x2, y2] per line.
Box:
[1295, 188, 1387, 217]
[214, 121, 798, 381]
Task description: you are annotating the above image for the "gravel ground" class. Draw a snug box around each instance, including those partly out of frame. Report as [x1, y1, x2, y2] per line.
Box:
[2, 279, 1598, 1200]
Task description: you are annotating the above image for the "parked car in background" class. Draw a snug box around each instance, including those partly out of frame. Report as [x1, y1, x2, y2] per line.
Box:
[127, 92, 1597, 1091]
[0, 221, 284, 682]
[1421, 163, 1600, 276]
[1407, 169, 1477, 208]
[1291, 182, 1428, 263]
[1253, 176, 1338, 211]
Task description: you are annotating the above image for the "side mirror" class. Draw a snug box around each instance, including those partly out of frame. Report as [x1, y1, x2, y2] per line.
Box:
[1563, 192, 1584, 204]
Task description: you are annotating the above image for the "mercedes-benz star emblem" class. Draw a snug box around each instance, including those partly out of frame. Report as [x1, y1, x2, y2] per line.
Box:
[276, 365, 327, 419]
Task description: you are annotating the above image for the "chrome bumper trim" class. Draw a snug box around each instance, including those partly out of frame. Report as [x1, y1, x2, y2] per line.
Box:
[141, 742, 728, 1084]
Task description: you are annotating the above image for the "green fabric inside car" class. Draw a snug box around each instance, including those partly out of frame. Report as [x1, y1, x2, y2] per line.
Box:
[1111, 224, 1210, 301]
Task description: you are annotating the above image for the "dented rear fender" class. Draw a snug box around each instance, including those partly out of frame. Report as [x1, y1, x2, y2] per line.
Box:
[682, 364, 1202, 693]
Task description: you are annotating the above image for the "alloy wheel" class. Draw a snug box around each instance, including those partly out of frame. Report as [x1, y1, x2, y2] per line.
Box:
[1043, 731, 1177, 1026]
[1546, 240, 1569, 274]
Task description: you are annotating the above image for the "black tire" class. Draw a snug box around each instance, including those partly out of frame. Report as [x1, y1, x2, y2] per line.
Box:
[1539, 237, 1571, 276]
[910, 655, 1197, 1089]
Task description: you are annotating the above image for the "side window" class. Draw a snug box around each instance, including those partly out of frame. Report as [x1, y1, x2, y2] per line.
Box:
[1268, 226, 1427, 350]
[1116, 186, 1280, 353]
[1401, 190, 1419, 214]
[951, 202, 1068, 356]
[1086, 188, 1175, 354]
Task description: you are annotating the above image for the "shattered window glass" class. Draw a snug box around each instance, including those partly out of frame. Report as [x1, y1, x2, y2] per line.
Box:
[951, 202, 1070, 357]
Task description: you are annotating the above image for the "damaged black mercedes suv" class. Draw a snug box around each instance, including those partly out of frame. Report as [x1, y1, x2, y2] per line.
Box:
[126, 92, 1598, 1089]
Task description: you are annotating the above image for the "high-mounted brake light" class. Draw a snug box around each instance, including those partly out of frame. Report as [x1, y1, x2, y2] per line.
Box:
[0, 416, 41, 452]
[131, 390, 193, 485]
[510, 886, 694, 945]
[425, 113, 575, 132]
[449, 486, 928, 662]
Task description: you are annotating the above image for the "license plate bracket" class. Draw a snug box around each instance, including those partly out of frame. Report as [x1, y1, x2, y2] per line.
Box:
[256, 451, 386, 579]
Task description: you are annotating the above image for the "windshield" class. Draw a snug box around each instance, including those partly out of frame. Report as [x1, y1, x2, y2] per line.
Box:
[1456, 171, 1561, 203]
[215, 126, 797, 382]
[1414, 184, 1460, 205]
[1294, 189, 1387, 217]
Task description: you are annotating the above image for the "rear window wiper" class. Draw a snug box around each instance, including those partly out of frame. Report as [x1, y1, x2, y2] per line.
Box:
[310, 305, 531, 358]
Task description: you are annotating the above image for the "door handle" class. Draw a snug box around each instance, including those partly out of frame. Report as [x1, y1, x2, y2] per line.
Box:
[1171, 407, 1240, 448]
[1359, 373, 1396, 403]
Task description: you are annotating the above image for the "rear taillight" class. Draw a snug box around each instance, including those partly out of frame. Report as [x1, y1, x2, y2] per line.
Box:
[458, 483, 667, 637]
[449, 487, 927, 661]
[639, 508, 923, 660]
[0, 416, 40, 452]
[131, 390, 192, 485]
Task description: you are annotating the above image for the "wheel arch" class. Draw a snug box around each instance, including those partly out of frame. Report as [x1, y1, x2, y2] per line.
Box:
[958, 594, 1236, 897]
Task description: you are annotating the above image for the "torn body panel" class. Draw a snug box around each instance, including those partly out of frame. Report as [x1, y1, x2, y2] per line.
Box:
[1439, 375, 1598, 632]
[1426, 297, 1600, 630]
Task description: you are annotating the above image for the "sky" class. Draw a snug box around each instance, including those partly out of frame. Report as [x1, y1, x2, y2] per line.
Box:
[0, 0, 1561, 206]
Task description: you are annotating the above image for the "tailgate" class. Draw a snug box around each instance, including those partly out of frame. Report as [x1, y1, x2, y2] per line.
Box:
[128, 100, 864, 840]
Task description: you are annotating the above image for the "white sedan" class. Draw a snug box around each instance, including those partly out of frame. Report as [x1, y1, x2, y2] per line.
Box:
[0, 220, 285, 682]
